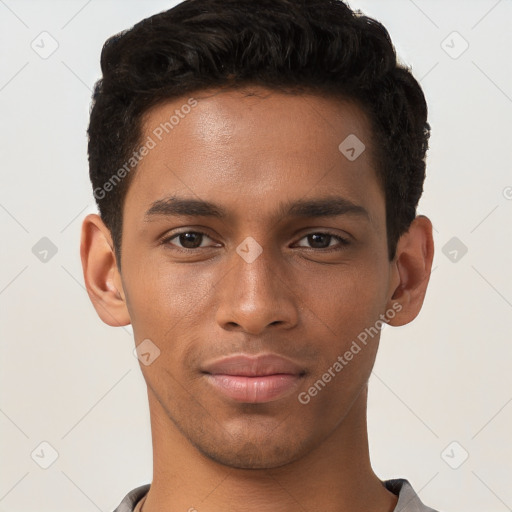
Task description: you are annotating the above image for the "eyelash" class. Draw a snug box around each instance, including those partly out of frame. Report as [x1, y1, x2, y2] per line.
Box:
[160, 230, 351, 253]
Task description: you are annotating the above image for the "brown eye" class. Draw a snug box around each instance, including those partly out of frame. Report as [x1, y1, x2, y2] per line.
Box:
[295, 233, 350, 250]
[163, 231, 216, 250]
[177, 232, 203, 249]
[306, 233, 331, 249]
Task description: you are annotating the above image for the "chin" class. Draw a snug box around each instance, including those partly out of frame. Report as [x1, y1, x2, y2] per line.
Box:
[190, 428, 315, 470]
[197, 443, 300, 469]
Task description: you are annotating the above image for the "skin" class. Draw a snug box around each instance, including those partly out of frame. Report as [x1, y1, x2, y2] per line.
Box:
[81, 87, 434, 512]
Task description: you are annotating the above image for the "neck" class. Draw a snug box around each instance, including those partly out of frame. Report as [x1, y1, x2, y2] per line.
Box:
[141, 386, 398, 512]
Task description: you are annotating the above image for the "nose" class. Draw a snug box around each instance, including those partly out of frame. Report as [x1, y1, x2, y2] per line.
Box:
[215, 244, 299, 335]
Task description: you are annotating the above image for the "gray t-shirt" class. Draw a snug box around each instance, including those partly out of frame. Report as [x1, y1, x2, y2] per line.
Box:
[112, 478, 440, 511]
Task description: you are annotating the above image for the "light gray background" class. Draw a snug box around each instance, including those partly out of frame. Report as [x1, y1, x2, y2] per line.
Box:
[0, 1, 511, 511]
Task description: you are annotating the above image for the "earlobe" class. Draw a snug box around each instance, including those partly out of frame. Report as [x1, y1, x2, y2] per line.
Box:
[386, 215, 434, 327]
[80, 213, 131, 327]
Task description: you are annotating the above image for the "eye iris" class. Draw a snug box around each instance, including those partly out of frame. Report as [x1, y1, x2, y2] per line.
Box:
[180, 232, 202, 248]
[308, 234, 330, 248]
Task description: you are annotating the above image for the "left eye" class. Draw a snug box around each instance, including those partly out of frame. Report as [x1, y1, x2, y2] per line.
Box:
[295, 233, 350, 249]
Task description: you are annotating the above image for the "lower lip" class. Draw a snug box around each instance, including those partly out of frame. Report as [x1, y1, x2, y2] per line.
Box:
[205, 374, 303, 403]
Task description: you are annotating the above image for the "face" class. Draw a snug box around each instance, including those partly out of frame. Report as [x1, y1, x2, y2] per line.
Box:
[116, 88, 400, 469]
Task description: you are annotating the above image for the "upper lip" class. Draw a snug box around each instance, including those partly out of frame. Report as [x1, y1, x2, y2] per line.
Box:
[202, 353, 306, 377]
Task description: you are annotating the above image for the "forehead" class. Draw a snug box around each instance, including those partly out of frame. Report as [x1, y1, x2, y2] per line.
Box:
[142, 87, 374, 158]
[125, 87, 383, 224]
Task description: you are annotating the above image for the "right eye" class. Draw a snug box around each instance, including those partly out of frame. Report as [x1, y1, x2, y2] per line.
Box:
[161, 230, 221, 251]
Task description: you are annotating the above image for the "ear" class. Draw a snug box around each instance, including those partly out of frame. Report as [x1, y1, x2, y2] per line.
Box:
[80, 213, 131, 327]
[386, 215, 434, 326]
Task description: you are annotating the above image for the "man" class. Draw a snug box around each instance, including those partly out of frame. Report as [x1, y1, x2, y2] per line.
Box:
[80, 0, 438, 510]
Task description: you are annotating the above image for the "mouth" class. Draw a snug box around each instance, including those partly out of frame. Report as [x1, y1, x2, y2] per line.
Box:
[201, 353, 307, 404]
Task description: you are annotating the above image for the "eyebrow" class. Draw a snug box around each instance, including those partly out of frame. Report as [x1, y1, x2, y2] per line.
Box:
[144, 195, 370, 222]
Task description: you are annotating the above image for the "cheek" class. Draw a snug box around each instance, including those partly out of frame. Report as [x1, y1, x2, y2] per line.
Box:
[122, 265, 214, 389]
[122, 255, 220, 345]
[296, 265, 385, 415]
[301, 258, 387, 335]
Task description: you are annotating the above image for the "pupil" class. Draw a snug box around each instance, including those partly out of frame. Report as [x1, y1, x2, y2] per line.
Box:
[309, 234, 329, 248]
[181, 233, 201, 248]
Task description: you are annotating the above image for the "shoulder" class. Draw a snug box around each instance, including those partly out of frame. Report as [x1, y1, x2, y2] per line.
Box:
[111, 484, 150, 512]
[384, 478, 442, 512]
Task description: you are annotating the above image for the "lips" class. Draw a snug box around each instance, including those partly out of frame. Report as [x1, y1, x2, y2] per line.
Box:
[202, 354, 306, 403]
[202, 353, 305, 377]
